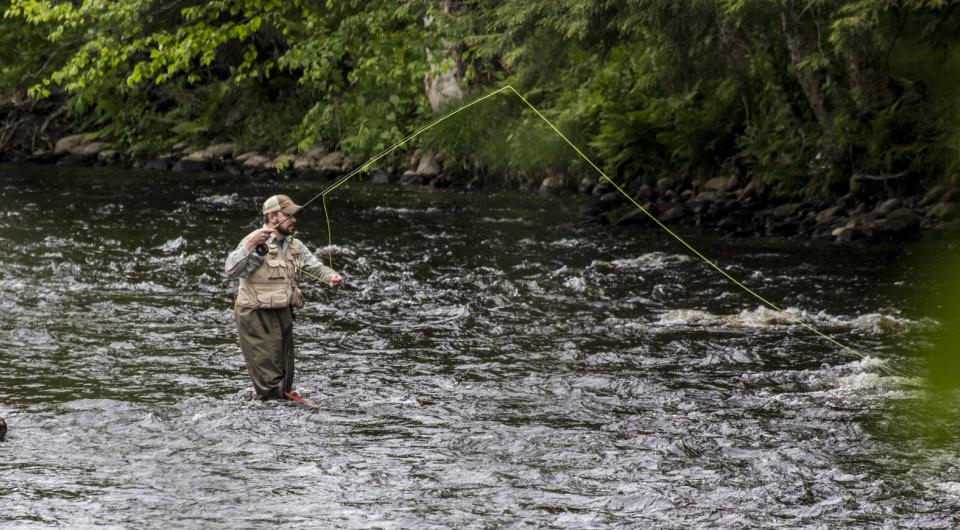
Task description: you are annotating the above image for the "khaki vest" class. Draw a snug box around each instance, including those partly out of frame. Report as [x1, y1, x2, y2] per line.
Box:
[235, 238, 305, 309]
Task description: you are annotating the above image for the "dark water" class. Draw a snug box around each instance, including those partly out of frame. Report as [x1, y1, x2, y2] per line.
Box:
[0, 163, 957, 527]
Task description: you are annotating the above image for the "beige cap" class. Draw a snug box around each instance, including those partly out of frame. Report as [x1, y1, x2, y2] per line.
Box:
[262, 194, 302, 216]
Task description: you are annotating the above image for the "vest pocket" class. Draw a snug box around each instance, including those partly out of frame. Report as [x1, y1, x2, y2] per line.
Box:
[291, 287, 304, 309]
[256, 291, 289, 308]
[266, 258, 286, 279]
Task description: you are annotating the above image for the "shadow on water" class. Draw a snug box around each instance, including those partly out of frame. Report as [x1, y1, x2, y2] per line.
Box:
[0, 163, 958, 526]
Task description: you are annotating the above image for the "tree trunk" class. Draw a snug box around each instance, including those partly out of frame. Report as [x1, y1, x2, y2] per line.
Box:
[780, 11, 831, 135]
[423, 0, 464, 112]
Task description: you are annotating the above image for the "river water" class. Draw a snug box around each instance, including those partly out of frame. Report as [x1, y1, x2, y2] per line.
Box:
[0, 163, 957, 527]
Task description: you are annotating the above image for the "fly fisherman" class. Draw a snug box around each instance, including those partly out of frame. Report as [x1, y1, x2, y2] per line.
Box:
[225, 194, 344, 400]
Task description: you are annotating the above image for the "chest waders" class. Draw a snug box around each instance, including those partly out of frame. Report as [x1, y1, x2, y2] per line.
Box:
[233, 240, 303, 400]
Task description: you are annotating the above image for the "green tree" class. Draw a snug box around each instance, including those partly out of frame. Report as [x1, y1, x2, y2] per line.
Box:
[5, 0, 434, 156]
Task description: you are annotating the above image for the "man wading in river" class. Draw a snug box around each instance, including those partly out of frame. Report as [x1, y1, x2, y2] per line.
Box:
[225, 194, 344, 400]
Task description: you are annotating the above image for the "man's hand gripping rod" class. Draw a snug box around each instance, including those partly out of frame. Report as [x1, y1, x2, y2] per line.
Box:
[254, 209, 298, 256]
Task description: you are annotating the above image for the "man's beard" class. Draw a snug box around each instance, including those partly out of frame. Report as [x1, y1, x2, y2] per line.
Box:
[276, 224, 293, 236]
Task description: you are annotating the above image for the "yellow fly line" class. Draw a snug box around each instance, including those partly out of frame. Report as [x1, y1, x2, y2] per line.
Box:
[298, 85, 909, 379]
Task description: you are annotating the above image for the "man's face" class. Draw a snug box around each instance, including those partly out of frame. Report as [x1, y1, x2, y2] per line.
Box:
[271, 212, 297, 236]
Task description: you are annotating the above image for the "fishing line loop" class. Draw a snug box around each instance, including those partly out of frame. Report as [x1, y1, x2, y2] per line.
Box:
[288, 85, 909, 378]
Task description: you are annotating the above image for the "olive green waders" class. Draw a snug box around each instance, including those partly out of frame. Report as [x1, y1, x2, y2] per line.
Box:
[234, 306, 295, 400]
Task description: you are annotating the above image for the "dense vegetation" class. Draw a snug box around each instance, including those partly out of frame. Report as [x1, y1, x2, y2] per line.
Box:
[3, 0, 960, 197]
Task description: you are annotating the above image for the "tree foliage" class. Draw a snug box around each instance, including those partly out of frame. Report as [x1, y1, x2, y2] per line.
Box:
[4, 0, 433, 156]
[431, 0, 960, 195]
[4, 0, 960, 196]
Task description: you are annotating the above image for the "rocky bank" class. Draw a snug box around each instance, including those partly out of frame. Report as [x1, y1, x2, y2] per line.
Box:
[7, 131, 960, 243]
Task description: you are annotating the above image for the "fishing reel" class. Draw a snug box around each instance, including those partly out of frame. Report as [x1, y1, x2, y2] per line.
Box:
[251, 215, 272, 256]
[254, 233, 277, 256]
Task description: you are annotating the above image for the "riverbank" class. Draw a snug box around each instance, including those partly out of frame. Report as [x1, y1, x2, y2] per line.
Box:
[6, 130, 959, 243]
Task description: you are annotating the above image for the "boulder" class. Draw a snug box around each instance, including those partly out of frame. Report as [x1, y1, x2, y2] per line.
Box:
[271, 154, 296, 170]
[694, 191, 717, 203]
[292, 160, 322, 179]
[182, 150, 212, 161]
[54, 134, 89, 155]
[919, 185, 947, 207]
[926, 202, 957, 221]
[656, 177, 674, 194]
[241, 155, 271, 175]
[235, 151, 259, 163]
[400, 170, 427, 186]
[771, 202, 802, 218]
[303, 145, 328, 160]
[172, 153, 210, 172]
[738, 179, 759, 199]
[660, 205, 687, 222]
[725, 174, 741, 191]
[591, 178, 611, 197]
[578, 176, 597, 194]
[539, 175, 564, 194]
[316, 151, 348, 178]
[415, 153, 441, 177]
[599, 191, 622, 203]
[831, 219, 861, 241]
[408, 149, 423, 171]
[292, 155, 316, 172]
[874, 198, 901, 216]
[832, 224, 861, 242]
[81, 142, 112, 157]
[815, 206, 844, 224]
[941, 188, 959, 203]
[318, 151, 346, 169]
[832, 212, 882, 241]
[204, 143, 238, 159]
[634, 184, 654, 201]
[874, 207, 920, 238]
[702, 176, 729, 193]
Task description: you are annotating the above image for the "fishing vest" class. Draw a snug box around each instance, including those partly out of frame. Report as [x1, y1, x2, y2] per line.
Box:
[235, 237, 305, 309]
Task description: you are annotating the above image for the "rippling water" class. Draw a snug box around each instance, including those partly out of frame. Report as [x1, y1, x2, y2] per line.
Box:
[1, 163, 957, 527]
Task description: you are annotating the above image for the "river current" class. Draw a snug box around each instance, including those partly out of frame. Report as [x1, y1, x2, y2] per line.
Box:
[0, 163, 957, 527]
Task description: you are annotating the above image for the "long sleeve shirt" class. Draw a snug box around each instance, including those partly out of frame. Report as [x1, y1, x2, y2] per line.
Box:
[224, 233, 338, 285]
